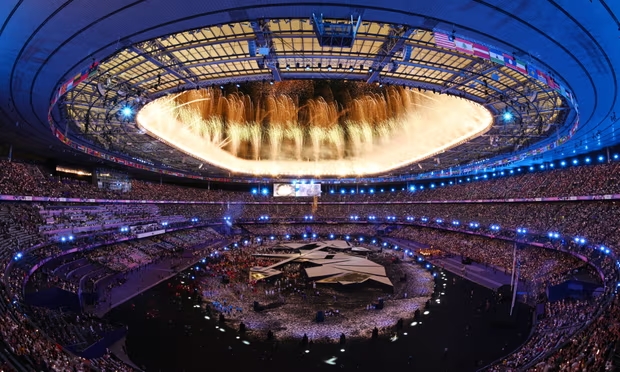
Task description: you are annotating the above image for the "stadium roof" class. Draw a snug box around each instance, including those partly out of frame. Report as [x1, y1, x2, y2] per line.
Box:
[0, 1, 618, 183]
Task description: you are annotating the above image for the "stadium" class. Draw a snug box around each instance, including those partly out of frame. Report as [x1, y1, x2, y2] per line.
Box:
[0, 1, 619, 371]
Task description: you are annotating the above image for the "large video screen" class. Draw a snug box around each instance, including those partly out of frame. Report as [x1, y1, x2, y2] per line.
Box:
[273, 183, 321, 197]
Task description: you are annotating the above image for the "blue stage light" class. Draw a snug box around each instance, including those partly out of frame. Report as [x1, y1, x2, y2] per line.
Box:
[121, 106, 134, 118]
[502, 111, 513, 121]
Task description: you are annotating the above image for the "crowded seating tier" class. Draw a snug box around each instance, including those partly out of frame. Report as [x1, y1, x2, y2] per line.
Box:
[1, 158, 620, 371]
[2, 159, 620, 203]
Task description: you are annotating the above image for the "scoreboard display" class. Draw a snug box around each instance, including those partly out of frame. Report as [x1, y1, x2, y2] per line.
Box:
[273, 183, 321, 197]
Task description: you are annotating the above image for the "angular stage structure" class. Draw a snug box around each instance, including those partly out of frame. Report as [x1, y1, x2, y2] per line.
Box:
[249, 240, 392, 287]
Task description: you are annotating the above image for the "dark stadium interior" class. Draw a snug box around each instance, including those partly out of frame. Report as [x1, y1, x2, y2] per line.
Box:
[108, 265, 532, 372]
[1, 1, 620, 372]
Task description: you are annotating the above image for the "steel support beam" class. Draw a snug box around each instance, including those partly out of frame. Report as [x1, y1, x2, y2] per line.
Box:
[250, 20, 282, 81]
[441, 62, 498, 94]
[367, 26, 415, 83]
[130, 42, 197, 86]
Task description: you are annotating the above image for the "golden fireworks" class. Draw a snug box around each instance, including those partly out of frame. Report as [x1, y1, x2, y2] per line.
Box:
[136, 84, 493, 177]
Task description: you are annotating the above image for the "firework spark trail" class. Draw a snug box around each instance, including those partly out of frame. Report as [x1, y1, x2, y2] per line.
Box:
[286, 126, 304, 161]
[248, 123, 262, 160]
[136, 85, 492, 176]
[309, 127, 324, 162]
[268, 125, 284, 161]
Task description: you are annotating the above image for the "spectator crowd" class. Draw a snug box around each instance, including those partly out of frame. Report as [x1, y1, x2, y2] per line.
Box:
[0, 158, 619, 370]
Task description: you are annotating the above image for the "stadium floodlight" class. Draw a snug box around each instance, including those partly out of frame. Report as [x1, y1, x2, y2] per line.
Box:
[121, 106, 133, 117]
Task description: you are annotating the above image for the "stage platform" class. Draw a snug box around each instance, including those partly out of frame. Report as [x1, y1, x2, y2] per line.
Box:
[429, 256, 514, 291]
[90, 240, 227, 317]
[385, 237, 519, 292]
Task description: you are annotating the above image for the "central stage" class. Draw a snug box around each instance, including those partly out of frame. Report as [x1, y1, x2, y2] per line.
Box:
[199, 240, 434, 341]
